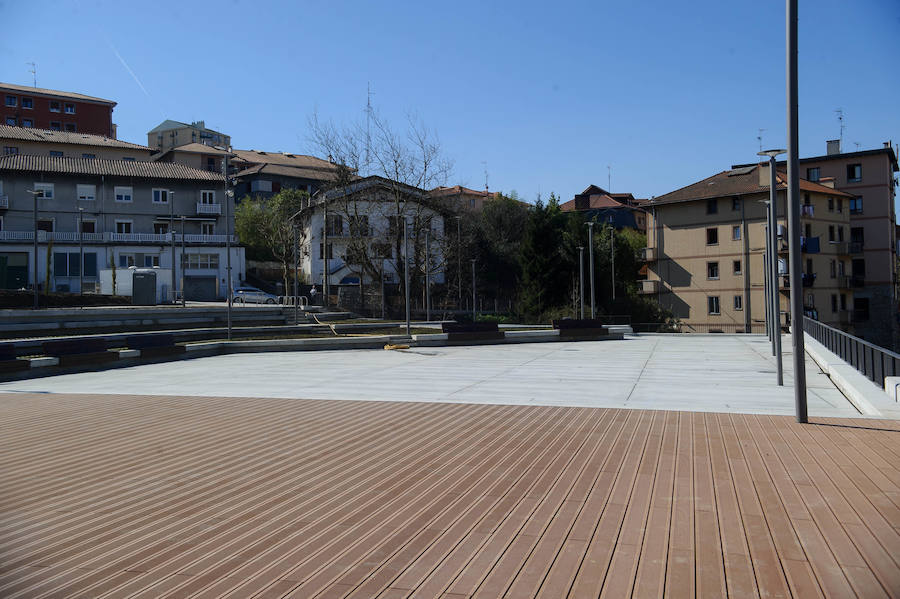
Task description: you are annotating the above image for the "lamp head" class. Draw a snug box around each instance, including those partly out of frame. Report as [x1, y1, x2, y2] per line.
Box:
[758, 149, 787, 158]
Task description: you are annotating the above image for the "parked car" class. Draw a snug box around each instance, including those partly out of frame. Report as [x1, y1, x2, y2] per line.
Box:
[232, 285, 277, 304]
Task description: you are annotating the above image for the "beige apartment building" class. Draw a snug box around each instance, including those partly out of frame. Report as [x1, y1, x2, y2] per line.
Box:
[643, 164, 854, 333]
[147, 120, 230, 152]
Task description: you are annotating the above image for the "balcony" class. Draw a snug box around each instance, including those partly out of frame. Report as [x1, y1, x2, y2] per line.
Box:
[0, 194, 8, 209]
[777, 236, 820, 254]
[638, 279, 659, 294]
[837, 275, 851, 289]
[639, 247, 657, 262]
[802, 273, 816, 287]
[196, 202, 222, 215]
[801, 204, 814, 217]
[827, 241, 848, 255]
[849, 241, 864, 254]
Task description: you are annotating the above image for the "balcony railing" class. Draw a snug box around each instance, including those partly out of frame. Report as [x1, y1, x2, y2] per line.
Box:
[639, 247, 657, 262]
[837, 275, 851, 289]
[827, 241, 848, 255]
[0, 230, 236, 244]
[196, 202, 222, 215]
[801, 204, 814, 217]
[0, 195, 8, 209]
[638, 280, 658, 294]
[802, 273, 816, 287]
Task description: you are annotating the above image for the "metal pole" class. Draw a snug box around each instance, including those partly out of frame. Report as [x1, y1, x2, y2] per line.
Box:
[787, 0, 807, 422]
[587, 221, 595, 318]
[404, 218, 410, 336]
[425, 228, 431, 321]
[578, 246, 584, 319]
[78, 207, 84, 295]
[380, 260, 386, 320]
[471, 259, 476, 321]
[766, 213, 775, 351]
[610, 223, 616, 301]
[224, 155, 232, 340]
[31, 191, 38, 309]
[456, 216, 462, 309]
[323, 197, 328, 308]
[170, 192, 176, 304]
[769, 156, 784, 385]
[763, 249, 771, 340]
[180, 215, 186, 307]
[293, 223, 298, 325]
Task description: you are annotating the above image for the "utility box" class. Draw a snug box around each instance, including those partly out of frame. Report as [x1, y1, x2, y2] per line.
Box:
[132, 269, 158, 305]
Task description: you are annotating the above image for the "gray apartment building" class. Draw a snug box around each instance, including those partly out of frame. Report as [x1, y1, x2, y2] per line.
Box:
[0, 155, 244, 300]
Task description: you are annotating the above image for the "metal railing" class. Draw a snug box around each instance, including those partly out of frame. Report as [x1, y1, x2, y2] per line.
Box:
[196, 202, 222, 215]
[0, 194, 8, 209]
[0, 230, 236, 244]
[804, 316, 900, 386]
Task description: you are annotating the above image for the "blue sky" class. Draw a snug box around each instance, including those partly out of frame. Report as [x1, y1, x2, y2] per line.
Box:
[2, 0, 898, 203]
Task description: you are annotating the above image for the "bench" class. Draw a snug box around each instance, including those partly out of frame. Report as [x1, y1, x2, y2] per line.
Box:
[552, 318, 611, 340]
[441, 321, 504, 344]
[42, 338, 117, 367]
[126, 333, 185, 358]
[0, 343, 30, 373]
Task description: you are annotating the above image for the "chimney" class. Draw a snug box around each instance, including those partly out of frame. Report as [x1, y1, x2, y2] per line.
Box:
[818, 176, 835, 189]
[885, 142, 891, 149]
[826, 139, 841, 155]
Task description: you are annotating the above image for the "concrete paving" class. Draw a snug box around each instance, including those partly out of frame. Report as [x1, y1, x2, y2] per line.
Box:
[0, 334, 859, 417]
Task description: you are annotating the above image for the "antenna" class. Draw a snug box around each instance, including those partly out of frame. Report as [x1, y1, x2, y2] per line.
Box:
[853, 142, 860, 151]
[607, 165, 611, 192]
[757, 128, 766, 154]
[835, 108, 845, 148]
[365, 82, 374, 174]
[482, 161, 489, 192]
[26, 62, 36, 87]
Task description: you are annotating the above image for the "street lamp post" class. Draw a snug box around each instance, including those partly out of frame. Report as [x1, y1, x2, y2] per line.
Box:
[425, 228, 431, 321]
[471, 259, 476, 321]
[404, 217, 411, 336]
[609, 219, 616, 301]
[170, 191, 176, 304]
[586, 221, 595, 318]
[224, 152, 233, 340]
[578, 246, 585, 319]
[25, 189, 41, 309]
[455, 215, 462, 309]
[78, 208, 84, 295]
[292, 222, 298, 326]
[760, 149, 787, 387]
[180, 215, 186, 308]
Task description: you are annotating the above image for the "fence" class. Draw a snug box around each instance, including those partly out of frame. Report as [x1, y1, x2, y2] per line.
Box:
[804, 316, 900, 386]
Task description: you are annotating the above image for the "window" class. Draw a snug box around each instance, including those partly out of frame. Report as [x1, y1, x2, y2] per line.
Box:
[850, 227, 864, 245]
[186, 253, 219, 269]
[153, 222, 169, 234]
[849, 197, 863, 214]
[49, 150, 63, 157]
[831, 294, 838, 313]
[732, 225, 741, 241]
[144, 255, 160, 267]
[250, 180, 272, 193]
[372, 243, 392, 259]
[804, 223, 811, 238]
[852, 258, 866, 277]
[21, 97, 32, 109]
[840, 294, 847, 310]
[346, 246, 366, 264]
[706, 199, 718, 214]
[77, 184, 95, 201]
[731, 197, 741, 211]
[115, 220, 132, 234]
[206, 157, 217, 172]
[838, 261, 845, 276]
[830, 260, 836, 278]
[49, 101, 61, 112]
[707, 262, 719, 280]
[806, 293, 815, 307]
[49, 121, 61, 131]
[806, 167, 820, 182]
[152, 189, 170, 204]
[80, 220, 96, 233]
[200, 190, 216, 204]
[325, 214, 343, 236]
[734, 295, 743, 311]
[836, 198, 843, 213]
[318, 243, 334, 259]
[3, 146, 18, 155]
[349, 216, 370, 237]
[54, 252, 81, 277]
[22, 119, 33, 128]
[805, 258, 813, 275]
[118, 254, 136, 268]
[803, 193, 810, 205]
[64, 103, 76, 114]
[81, 153, 95, 160]
[114, 186, 133, 202]
[733, 260, 742, 275]
[854, 297, 869, 321]
[846, 164, 861, 182]
[827, 197, 834, 212]
[837, 226, 844, 242]
[708, 296, 720, 315]
[4, 95, 16, 107]
[201, 222, 215, 235]
[5, 116, 16, 126]
[65, 123, 77, 132]
[828, 225, 834, 242]
[37, 219, 54, 232]
[706, 227, 718, 245]
[34, 183, 54, 199]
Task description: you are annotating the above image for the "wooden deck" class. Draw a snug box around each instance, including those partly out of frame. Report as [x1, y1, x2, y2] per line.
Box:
[1, 392, 898, 598]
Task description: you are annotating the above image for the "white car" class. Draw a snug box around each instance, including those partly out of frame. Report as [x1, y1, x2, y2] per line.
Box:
[232, 285, 277, 304]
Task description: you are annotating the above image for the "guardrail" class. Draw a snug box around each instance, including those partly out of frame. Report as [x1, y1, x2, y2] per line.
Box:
[804, 316, 900, 386]
[0, 231, 236, 244]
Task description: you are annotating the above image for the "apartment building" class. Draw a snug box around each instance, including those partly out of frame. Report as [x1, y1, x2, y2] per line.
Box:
[429, 186, 495, 212]
[1, 83, 116, 137]
[0, 155, 244, 300]
[152, 142, 231, 173]
[644, 164, 854, 333]
[230, 149, 340, 199]
[0, 125, 153, 161]
[560, 185, 648, 232]
[148, 120, 230, 152]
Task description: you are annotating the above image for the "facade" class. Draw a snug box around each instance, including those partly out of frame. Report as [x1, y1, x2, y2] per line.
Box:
[1, 83, 116, 137]
[560, 185, 648, 232]
[147, 120, 230, 152]
[152, 142, 231, 173]
[0, 125, 153, 161]
[644, 164, 854, 333]
[0, 155, 243, 300]
[230, 150, 340, 200]
[296, 176, 445, 289]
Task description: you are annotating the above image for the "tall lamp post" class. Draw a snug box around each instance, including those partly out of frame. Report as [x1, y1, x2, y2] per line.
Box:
[180, 215, 186, 308]
[760, 149, 786, 387]
[425, 228, 431, 321]
[577, 246, 585, 319]
[455, 215, 462, 310]
[404, 217, 411, 336]
[25, 189, 41, 309]
[586, 221, 595, 318]
[78, 207, 84, 295]
[170, 191, 176, 304]
[787, 0, 807, 422]
[224, 151, 233, 340]
[471, 259, 476, 321]
[608, 216, 616, 301]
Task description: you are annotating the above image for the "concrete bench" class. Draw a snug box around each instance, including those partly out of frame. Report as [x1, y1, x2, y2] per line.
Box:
[553, 318, 612, 340]
[0, 343, 30, 373]
[126, 334, 185, 359]
[441, 322, 504, 344]
[42, 338, 118, 367]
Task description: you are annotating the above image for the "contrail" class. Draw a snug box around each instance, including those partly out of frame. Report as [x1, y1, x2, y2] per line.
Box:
[107, 38, 151, 99]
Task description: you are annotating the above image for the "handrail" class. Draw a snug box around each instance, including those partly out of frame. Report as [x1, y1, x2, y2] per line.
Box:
[803, 316, 900, 386]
